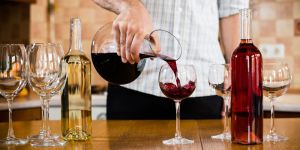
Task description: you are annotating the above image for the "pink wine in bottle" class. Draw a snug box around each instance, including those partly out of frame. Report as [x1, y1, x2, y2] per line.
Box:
[231, 9, 263, 145]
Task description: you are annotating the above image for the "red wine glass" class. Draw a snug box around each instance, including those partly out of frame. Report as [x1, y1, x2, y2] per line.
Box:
[208, 64, 231, 141]
[158, 64, 196, 145]
[263, 61, 291, 142]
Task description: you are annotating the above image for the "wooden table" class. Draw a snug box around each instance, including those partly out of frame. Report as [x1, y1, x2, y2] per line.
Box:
[0, 119, 299, 150]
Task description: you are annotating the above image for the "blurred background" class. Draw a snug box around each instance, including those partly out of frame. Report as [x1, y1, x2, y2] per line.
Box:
[0, 0, 299, 120]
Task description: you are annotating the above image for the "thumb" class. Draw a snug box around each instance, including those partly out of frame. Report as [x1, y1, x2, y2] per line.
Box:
[146, 33, 161, 54]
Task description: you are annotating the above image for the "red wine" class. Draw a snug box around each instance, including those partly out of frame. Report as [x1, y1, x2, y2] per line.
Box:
[231, 41, 263, 144]
[231, 9, 263, 145]
[159, 81, 195, 100]
[91, 53, 147, 84]
[167, 61, 181, 87]
[92, 52, 179, 85]
[149, 53, 181, 87]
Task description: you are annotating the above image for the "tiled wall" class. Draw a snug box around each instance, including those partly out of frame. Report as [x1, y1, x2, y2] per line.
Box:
[251, 0, 300, 90]
[0, 2, 30, 44]
[55, 0, 115, 87]
[28, 0, 300, 90]
[30, 0, 47, 43]
[30, 0, 116, 87]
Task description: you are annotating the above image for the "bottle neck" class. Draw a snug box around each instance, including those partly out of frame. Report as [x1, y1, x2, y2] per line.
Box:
[69, 18, 83, 52]
[240, 39, 253, 44]
[240, 9, 252, 43]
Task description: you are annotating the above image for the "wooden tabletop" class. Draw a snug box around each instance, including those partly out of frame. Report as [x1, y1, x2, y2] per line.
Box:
[0, 119, 299, 150]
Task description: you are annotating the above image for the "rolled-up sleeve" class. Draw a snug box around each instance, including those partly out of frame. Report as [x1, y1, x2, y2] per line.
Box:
[218, 0, 249, 18]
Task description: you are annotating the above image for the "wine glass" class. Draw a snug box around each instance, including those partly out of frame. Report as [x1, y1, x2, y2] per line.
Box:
[159, 64, 196, 145]
[27, 43, 67, 146]
[0, 44, 28, 145]
[208, 64, 231, 141]
[91, 22, 182, 84]
[263, 61, 291, 142]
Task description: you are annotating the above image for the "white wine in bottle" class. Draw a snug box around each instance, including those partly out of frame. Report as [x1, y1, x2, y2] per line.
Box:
[61, 18, 92, 141]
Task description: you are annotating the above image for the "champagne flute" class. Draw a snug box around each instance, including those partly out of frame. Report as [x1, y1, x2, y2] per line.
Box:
[208, 64, 231, 141]
[263, 61, 291, 142]
[27, 43, 67, 146]
[0, 44, 28, 145]
[159, 64, 196, 145]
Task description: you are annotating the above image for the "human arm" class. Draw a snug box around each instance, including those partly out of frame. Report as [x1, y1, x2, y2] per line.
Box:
[219, 14, 240, 63]
[218, 0, 249, 63]
[93, 0, 154, 64]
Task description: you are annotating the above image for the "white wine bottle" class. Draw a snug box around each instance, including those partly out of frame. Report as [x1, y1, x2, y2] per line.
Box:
[61, 18, 92, 141]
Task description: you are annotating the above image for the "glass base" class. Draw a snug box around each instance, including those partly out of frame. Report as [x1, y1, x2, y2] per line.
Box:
[0, 137, 28, 145]
[28, 134, 60, 141]
[63, 129, 91, 141]
[211, 132, 231, 141]
[30, 137, 66, 147]
[264, 133, 288, 142]
[162, 137, 194, 145]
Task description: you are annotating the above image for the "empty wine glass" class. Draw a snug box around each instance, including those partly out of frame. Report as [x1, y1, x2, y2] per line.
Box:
[0, 44, 28, 145]
[208, 64, 231, 141]
[27, 43, 67, 146]
[159, 63, 196, 145]
[263, 61, 291, 142]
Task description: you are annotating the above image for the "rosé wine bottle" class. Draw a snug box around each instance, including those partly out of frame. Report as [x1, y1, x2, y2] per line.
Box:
[231, 9, 263, 145]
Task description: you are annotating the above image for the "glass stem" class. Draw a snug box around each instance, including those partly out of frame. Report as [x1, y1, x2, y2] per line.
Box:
[175, 101, 182, 139]
[270, 97, 276, 135]
[42, 96, 51, 139]
[40, 98, 46, 134]
[223, 94, 229, 134]
[7, 98, 16, 139]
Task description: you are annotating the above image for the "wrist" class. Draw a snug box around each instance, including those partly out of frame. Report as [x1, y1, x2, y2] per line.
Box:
[119, 0, 143, 14]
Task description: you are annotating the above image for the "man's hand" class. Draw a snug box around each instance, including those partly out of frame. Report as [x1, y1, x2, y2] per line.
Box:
[112, 1, 154, 64]
[94, 0, 154, 64]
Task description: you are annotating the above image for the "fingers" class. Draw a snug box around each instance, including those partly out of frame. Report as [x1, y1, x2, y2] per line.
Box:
[126, 25, 136, 64]
[130, 31, 144, 62]
[113, 21, 145, 64]
[149, 32, 161, 54]
[112, 22, 121, 56]
[119, 23, 127, 63]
